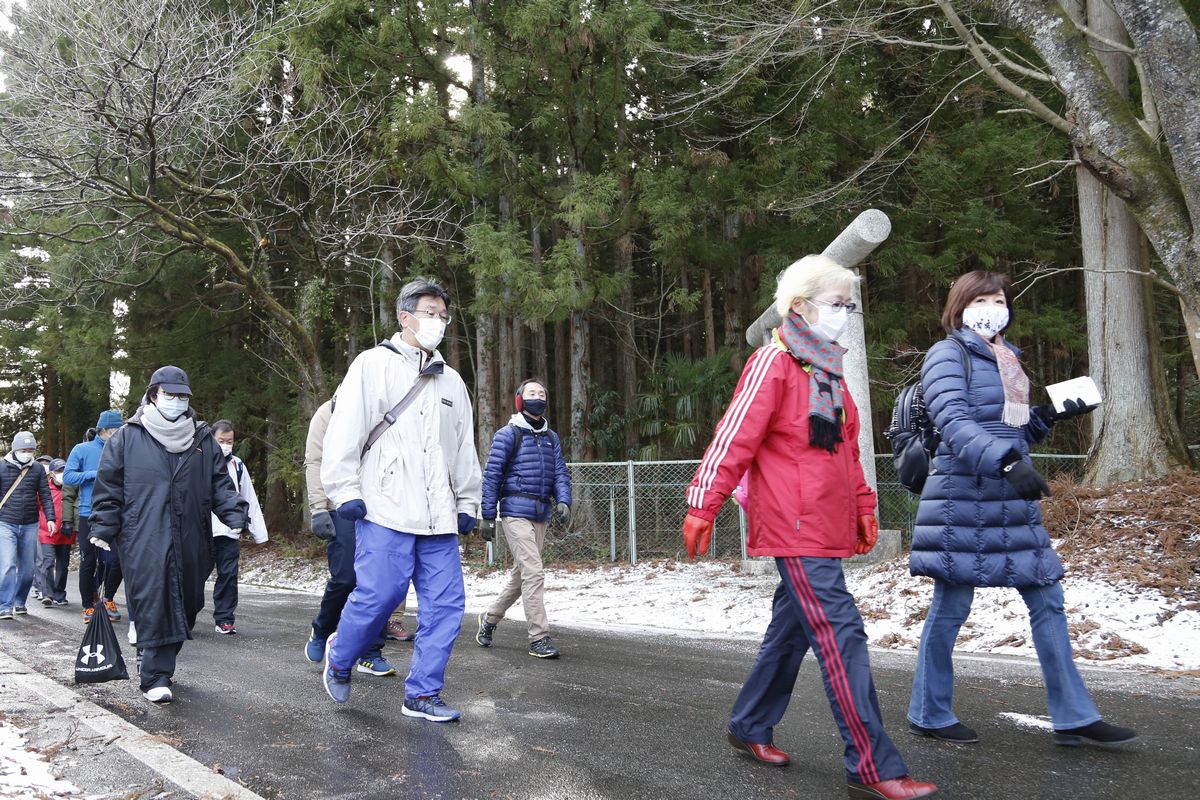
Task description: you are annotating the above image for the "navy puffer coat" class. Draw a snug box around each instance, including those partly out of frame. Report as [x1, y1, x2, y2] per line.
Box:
[910, 329, 1062, 588]
[481, 414, 572, 522]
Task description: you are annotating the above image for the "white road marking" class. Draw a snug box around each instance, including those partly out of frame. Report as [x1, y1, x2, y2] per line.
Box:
[0, 650, 267, 800]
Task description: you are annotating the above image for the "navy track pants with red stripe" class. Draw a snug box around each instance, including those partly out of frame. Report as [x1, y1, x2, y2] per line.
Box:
[728, 557, 907, 783]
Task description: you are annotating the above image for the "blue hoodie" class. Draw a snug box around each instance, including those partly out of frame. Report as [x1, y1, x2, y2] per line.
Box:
[64, 437, 106, 516]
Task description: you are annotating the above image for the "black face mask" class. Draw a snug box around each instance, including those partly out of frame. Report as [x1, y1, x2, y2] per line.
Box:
[522, 398, 548, 416]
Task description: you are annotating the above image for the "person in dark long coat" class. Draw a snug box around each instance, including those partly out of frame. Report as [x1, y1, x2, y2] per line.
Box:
[908, 271, 1136, 749]
[88, 366, 247, 704]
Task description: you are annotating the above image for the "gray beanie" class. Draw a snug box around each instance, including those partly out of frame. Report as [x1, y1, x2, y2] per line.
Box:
[11, 431, 37, 452]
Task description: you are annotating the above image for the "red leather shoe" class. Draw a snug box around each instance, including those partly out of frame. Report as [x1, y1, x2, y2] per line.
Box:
[726, 732, 790, 766]
[847, 776, 937, 799]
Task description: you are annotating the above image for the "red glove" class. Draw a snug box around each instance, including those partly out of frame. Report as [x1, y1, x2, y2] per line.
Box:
[854, 514, 879, 555]
[682, 513, 713, 559]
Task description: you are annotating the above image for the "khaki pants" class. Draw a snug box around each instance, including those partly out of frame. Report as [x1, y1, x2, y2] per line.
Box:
[485, 517, 549, 640]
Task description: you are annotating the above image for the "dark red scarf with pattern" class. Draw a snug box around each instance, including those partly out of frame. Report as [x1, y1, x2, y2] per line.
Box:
[777, 310, 847, 453]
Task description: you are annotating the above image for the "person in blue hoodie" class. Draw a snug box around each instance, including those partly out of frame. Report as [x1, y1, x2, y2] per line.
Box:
[475, 380, 572, 660]
[64, 410, 124, 623]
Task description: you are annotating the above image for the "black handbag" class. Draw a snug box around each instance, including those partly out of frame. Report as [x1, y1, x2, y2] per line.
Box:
[74, 564, 129, 684]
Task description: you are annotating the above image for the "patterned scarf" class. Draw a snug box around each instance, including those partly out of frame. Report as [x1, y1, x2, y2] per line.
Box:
[777, 310, 846, 452]
[986, 338, 1030, 427]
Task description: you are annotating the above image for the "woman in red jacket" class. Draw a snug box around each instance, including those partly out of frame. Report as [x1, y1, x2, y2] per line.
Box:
[682, 255, 936, 800]
[38, 458, 76, 607]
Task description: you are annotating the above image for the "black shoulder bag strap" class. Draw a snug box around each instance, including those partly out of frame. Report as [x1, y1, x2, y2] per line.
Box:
[360, 341, 445, 458]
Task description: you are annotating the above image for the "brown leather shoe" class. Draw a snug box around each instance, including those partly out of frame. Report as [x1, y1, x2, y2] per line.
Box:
[726, 731, 790, 766]
[847, 776, 937, 799]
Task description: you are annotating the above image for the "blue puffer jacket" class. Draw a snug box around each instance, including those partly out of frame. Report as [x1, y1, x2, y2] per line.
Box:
[481, 414, 572, 522]
[910, 329, 1062, 588]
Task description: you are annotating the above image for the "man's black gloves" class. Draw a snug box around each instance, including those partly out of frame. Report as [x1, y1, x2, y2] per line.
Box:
[554, 502, 571, 526]
[479, 519, 497, 542]
[311, 511, 337, 542]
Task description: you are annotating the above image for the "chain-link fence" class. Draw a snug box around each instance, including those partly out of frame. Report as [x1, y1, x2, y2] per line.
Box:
[486, 453, 1088, 568]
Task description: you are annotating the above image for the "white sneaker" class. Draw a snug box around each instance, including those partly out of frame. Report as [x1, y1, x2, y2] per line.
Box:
[143, 686, 173, 704]
[127, 620, 137, 645]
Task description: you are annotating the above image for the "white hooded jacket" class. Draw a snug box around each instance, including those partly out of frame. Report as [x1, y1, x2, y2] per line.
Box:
[321, 333, 481, 535]
[211, 455, 268, 543]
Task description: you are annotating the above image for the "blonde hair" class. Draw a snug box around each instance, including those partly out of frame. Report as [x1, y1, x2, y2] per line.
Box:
[773, 254, 860, 316]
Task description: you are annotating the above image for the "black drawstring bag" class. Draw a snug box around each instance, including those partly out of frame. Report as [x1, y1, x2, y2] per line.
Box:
[74, 560, 128, 684]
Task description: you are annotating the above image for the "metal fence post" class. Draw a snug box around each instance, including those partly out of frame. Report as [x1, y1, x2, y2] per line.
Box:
[609, 485, 617, 562]
[627, 460, 637, 565]
[739, 505, 747, 561]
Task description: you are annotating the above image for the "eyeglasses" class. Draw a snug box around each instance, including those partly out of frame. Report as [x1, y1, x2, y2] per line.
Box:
[809, 298, 858, 314]
[410, 309, 452, 324]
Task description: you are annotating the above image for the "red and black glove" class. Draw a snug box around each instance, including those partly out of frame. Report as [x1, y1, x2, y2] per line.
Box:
[854, 514, 879, 556]
[682, 513, 713, 559]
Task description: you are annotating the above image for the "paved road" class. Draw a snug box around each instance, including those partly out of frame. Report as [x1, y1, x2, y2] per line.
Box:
[2, 581, 1198, 800]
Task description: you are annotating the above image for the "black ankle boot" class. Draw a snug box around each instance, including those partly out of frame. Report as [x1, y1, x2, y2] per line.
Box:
[1053, 720, 1138, 747]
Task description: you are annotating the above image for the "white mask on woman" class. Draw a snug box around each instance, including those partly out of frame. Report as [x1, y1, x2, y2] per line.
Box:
[810, 306, 850, 342]
[961, 306, 1010, 338]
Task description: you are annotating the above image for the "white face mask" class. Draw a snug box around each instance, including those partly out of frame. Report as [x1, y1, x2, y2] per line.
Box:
[14, 451, 34, 464]
[408, 317, 446, 351]
[961, 306, 1009, 338]
[156, 395, 190, 421]
[810, 306, 850, 342]
[219, 443, 234, 457]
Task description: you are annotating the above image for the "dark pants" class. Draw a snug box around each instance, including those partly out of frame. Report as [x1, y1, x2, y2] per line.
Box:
[78, 518, 123, 607]
[37, 543, 71, 603]
[209, 536, 240, 624]
[311, 513, 384, 659]
[140, 641, 183, 691]
[728, 557, 908, 785]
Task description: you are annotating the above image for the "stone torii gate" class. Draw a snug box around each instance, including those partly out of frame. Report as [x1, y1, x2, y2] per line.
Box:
[743, 209, 892, 494]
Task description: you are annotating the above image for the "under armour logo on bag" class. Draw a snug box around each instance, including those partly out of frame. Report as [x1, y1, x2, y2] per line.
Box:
[79, 645, 105, 665]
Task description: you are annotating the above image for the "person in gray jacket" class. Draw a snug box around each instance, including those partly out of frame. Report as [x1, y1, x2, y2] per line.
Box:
[0, 431, 56, 619]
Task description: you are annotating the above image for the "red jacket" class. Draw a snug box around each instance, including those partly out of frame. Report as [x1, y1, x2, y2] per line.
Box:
[38, 482, 73, 545]
[687, 338, 876, 558]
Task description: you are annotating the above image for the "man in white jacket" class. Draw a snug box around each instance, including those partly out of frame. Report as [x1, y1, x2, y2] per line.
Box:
[209, 420, 268, 635]
[320, 277, 481, 721]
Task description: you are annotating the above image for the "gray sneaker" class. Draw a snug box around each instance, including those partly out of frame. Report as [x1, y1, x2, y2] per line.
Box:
[476, 613, 496, 648]
[0, 609, 14, 620]
[528, 636, 560, 659]
[13, 606, 28, 615]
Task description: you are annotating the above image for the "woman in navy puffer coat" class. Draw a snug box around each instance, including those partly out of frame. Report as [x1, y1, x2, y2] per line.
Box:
[906, 271, 1136, 749]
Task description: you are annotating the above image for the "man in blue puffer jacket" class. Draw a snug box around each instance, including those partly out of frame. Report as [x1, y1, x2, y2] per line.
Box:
[475, 379, 572, 659]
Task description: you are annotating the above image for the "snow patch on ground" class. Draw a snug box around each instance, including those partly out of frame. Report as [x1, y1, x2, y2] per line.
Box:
[240, 553, 1200, 672]
[996, 712, 1054, 732]
[0, 720, 82, 799]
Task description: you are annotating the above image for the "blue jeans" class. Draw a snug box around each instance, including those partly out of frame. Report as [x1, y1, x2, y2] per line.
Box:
[328, 521, 464, 699]
[0, 521, 39, 611]
[908, 580, 1101, 730]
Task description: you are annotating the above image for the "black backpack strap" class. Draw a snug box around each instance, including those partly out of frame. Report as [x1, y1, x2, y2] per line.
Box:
[948, 336, 972, 384]
[501, 424, 526, 476]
